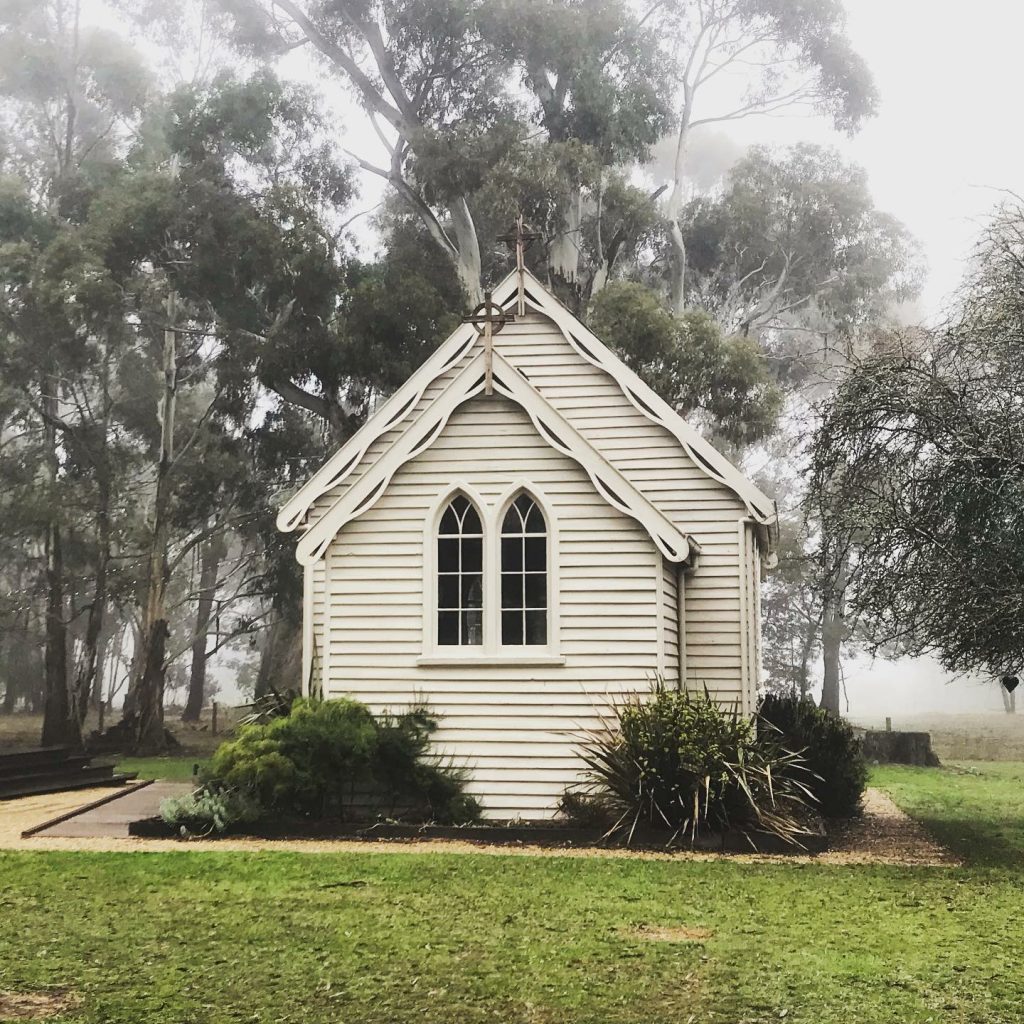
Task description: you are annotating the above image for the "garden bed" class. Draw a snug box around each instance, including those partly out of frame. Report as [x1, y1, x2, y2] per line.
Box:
[128, 813, 828, 853]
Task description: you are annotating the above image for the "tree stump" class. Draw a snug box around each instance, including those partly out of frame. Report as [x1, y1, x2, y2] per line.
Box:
[861, 731, 940, 766]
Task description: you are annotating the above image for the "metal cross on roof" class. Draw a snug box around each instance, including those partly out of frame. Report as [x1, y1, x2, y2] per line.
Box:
[462, 289, 512, 395]
[497, 214, 542, 316]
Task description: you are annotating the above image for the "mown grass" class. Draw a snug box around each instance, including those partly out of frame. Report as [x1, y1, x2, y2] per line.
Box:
[114, 756, 205, 783]
[0, 764, 1021, 1023]
[2, 848, 1023, 1024]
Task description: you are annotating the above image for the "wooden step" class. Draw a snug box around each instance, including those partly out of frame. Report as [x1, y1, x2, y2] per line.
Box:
[0, 746, 72, 773]
[0, 770, 137, 801]
[0, 754, 92, 782]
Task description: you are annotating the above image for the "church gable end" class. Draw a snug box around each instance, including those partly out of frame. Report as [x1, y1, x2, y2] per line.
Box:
[279, 267, 776, 818]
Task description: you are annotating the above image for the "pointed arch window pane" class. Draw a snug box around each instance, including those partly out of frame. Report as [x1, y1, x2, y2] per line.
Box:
[437, 495, 483, 646]
[501, 494, 548, 646]
[524, 502, 545, 533]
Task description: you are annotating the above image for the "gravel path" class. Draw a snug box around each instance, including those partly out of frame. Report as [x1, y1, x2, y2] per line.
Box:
[818, 788, 959, 866]
[0, 786, 957, 865]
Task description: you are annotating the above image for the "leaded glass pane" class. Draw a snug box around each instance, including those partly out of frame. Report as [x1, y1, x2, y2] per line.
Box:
[438, 611, 458, 646]
[437, 496, 484, 647]
[502, 610, 523, 646]
[525, 610, 547, 646]
[524, 572, 546, 609]
[500, 494, 548, 647]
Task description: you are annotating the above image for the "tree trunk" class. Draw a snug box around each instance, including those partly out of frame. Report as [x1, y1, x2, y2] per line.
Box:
[40, 390, 79, 749]
[121, 619, 141, 719]
[72, 462, 110, 728]
[1001, 685, 1016, 714]
[819, 561, 848, 716]
[666, 90, 696, 316]
[2, 603, 36, 713]
[548, 187, 584, 312]
[91, 625, 109, 711]
[797, 625, 815, 700]
[255, 612, 303, 699]
[41, 516, 76, 747]
[0, 637, 10, 714]
[182, 532, 224, 722]
[448, 196, 483, 305]
[124, 291, 177, 755]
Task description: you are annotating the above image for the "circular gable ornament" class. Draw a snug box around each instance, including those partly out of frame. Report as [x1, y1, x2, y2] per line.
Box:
[465, 295, 511, 336]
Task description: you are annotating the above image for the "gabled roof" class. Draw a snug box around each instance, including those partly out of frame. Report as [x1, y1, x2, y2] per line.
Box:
[279, 269, 777, 562]
[295, 348, 696, 566]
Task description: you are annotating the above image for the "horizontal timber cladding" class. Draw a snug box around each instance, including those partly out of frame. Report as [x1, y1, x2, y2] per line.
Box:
[321, 394, 665, 819]
[661, 557, 680, 688]
[306, 309, 760, 817]
[495, 314, 749, 702]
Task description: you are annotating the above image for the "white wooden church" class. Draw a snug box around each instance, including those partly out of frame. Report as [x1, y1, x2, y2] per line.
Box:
[277, 262, 777, 819]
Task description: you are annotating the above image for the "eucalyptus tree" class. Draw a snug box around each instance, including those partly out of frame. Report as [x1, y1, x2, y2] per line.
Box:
[588, 280, 781, 444]
[0, 0, 151, 746]
[681, 144, 920, 348]
[475, 0, 671, 307]
[0, 178, 146, 746]
[659, 0, 877, 314]
[215, 0, 520, 302]
[671, 143, 922, 711]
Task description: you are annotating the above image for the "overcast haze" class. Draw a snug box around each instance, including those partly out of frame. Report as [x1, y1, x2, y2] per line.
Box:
[767, 0, 1024, 322]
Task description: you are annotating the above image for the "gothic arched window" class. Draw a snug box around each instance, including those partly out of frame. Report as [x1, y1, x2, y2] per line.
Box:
[500, 494, 547, 646]
[437, 495, 483, 646]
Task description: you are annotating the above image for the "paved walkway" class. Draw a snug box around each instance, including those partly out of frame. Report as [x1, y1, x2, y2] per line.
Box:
[32, 781, 193, 838]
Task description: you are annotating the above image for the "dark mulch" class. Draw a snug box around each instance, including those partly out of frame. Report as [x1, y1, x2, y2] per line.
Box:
[129, 814, 828, 854]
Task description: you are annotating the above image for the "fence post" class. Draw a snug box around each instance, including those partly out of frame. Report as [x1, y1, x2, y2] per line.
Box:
[212, 701, 218, 736]
[885, 716, 892, 733]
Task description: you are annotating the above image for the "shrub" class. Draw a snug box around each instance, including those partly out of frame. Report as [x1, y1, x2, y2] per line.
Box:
[577, 687, 815, 846]
[374, 707, 481, 824]
[209, 698, 378, 815]
[159, 787, 262, 836]
[758, 694, 867, 817]
[206, 697, 480, 825]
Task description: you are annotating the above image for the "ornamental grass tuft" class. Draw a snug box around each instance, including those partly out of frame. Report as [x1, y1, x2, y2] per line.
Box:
[574, 685, 817, 847]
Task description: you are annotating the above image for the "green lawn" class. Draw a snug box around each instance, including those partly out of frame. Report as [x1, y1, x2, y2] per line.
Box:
[0, 764, 1022, 1023]
[115, 755, 205, 783]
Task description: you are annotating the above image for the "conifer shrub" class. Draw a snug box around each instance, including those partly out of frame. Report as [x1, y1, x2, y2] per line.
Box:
[757, 693, 867, 817]
[204, 697, 480, 825]
[575, 686, 815, 845]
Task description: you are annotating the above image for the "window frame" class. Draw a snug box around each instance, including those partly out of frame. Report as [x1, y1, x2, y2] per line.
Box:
[420, 481, 561, 664]
[436, 492, 485, 648]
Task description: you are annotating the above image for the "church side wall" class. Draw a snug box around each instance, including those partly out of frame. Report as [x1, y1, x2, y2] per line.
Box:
[660, 557, 680, 688]
[321, 395, 664, 819]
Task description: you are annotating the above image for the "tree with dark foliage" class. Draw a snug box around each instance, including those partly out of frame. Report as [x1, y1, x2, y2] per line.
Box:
[807, 199, 1024, 681]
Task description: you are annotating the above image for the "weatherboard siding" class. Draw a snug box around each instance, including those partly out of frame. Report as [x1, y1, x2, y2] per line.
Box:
[496, 314, 749, 700]
[320, 395, 663, 818]
[299, 307, 765, 816]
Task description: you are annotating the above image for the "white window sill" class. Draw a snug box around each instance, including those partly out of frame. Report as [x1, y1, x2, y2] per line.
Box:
[416, 654, 566, 668]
